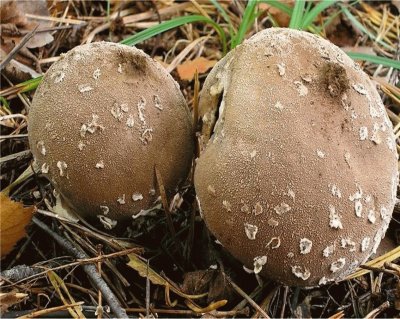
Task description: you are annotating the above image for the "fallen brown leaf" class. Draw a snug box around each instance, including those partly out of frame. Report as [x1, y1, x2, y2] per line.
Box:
[0, 192, 34, 259]
[0, 291, 28, 314]
[177, 57, 217, 81]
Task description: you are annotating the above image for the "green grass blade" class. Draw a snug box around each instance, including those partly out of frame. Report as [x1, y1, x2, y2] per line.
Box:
[260, 0, 293, 15]
[289, 0, 306, 29]
[120, 15, 227, 55]
[340, 5, 393, 52]
[301, 0, 338, 29]
[347, 52, 400, 70]
[19, 76, 43, 93]
[209, 0, 235, 39]
[231, 0, 258, 49]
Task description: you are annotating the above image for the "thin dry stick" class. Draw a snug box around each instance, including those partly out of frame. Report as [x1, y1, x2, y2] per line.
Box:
[226, 276, 271, 319]
[125, 307, 249, 317]
[365, 301, 390, 319]
[0, 26, 39, 70]
[97, 246, 103, 319]
[32, 217, 128, 318]
[280, 286, 289, 318]
[17, 302, 84, 319]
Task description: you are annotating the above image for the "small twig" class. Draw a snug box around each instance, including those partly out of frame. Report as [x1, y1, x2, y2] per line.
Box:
[154, 166, 180, 250]
[365, 301, 391, 319]
[16, 301, 84, 319]
[226, 275, 271, 319]
[359, 264, 398, 276]
[0, 26, 39, 71]
[280, 286, 289, 318]
[31, 217, 128, 318]
[125, 307, 249, 317]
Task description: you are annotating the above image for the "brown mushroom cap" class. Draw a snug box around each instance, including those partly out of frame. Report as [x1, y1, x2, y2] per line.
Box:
[28, 42, 193, 223]
[194, 28, 399, 287]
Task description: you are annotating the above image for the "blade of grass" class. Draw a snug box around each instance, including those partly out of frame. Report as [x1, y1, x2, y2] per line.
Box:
[346, 52, 400, 70]
[260, 0, 293, 16]
[120, 15, 227, 55]
[231, 0, 258, 49]
[289, 0, 306, 29]
[301, 0, 338, 29]
[340, 4, 394, 51]
[209, 0, 235, 39]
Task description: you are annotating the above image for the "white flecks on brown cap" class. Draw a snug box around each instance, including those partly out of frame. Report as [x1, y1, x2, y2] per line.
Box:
[361, 237, 370, 252]
[253, 256, 267, 274]
[132, 193, 143, 201]
[274, 202, 291, 215]
[95, 160, 104, 169]
[291, 266, 311, 280]
[56, 161, 67, 177]
[193, 28, 398, 287]
[329, 205, 343, 229]
[266, 237, 281, 249]
[28, 42, 193, 221]
[244, 223, 258, 240]
[41, 163, 49, 174]
[299, 238, 312, 254]
[223, 200, 232, 211]
[117, 194, 126, 205]
[97, 215, 117, 230]
[330, 258, 346, 273]
[253, 202, 263, 215]
[37, 141, 46, 156]
[100, 205, 109, 215]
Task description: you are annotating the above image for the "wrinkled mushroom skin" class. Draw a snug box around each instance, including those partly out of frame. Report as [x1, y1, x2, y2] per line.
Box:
[194, 28, 399, 287]
[29, 42, 193, 221]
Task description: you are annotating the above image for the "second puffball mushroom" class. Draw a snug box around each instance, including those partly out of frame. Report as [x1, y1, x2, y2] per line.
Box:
[28, 42, 193, 224]
[194, 28, 398, 286]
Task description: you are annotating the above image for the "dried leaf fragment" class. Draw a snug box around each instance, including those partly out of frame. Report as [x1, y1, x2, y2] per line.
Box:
[0, 192, 34, 259]
[177, 57, 217, 81]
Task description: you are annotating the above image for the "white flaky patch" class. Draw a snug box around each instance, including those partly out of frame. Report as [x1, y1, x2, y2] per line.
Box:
[80, 114, 104, 137]
[386, 137, 394, 151]
[56, 161, 67, 177]
[354, 200, 363, 217]
[291, 266, 311, 280]
[349, 187, 363, 201]
[277, 63, 286, 76]
[299, 238, 312, 254]
[117, 194, 126, 205]
[250, 150, 257, 159]
[78, 141, 85, 151]
[37, 141, 46, 156]
[78, 84, 93, 93]
[274, 202, 291, 215]
[330, 258, 346, 273]
[100, 205, 109, 215]
[341, 238, 356, 252]
[208, 185, 216, 196]
[330, 184, 342, 198]
[368, 209, 376, 224]
[359, 127, 368, 141]
[352, 83, 368, 95]
[266, 237, 281, 249]
[329, 205, 343, 229]
[126, 115, 135, 128]
[294, 81, 308, 96]
[344, 151, 351, 166]
[222, 200, 232, 211]
[380, 206, 391, 224]
[97, 215, 117, 230]
[286, 188, 295, 200]
[153, 95, 163, 110]
[41, 163, 49, 174]
[253, 256, 267, 274]
[111, 103, 124, 121]
[267, 218, 279, 227]
[361, 237, 370, 252]
[132, 193, 143, 201]
[95, 160, 104, 169]
[253, 202, 263, 215]
[117, 64, 123, 73]
[93, 68, 101, 80]
[274, 101, 284, 111]
[318, 276, 333, 286]
[244, 223, 258, 240]
[316, 149, 326, 158]
[52, 70, 65, 83]
[323, 244, 335, 257]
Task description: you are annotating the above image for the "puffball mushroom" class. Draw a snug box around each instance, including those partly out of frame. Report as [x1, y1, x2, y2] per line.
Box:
[194, 28, 399, 287]
[28, 42, 193, 223]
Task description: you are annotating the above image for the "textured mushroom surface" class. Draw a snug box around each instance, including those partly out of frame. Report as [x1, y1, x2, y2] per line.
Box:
[194, 28, 399, 287]
[29, 42, 193, 222]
